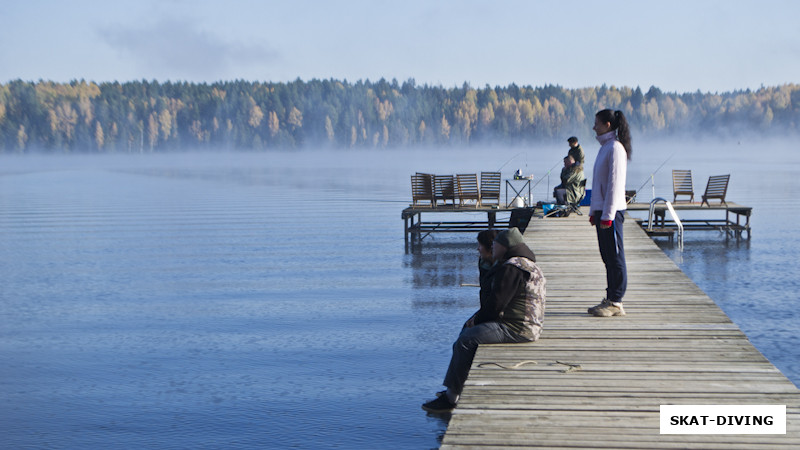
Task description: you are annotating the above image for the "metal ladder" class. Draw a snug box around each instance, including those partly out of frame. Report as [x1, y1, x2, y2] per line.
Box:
[647, 197, 684, 249]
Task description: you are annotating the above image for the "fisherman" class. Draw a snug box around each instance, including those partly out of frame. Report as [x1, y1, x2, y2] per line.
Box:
[553, 154, 585, 206]
[422, 228, 546, 413]
[567, 136, 585, 165]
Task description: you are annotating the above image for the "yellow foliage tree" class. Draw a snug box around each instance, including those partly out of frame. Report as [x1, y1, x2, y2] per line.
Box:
[94, 121, 104, 150]
[147, 113, 158, 150]
[17, 125, 27, 150]
[51, 102, 78, 145]
[268, 111, 279, 137]
[325, 116, 335, 142]
[455, 92, 478, 142]
[376, 99, 394, 122]
[440, 115, 450, 142]
[159, 109, 172, 141]
[249, 100, 264, 128]
[288, 107, 303, 129]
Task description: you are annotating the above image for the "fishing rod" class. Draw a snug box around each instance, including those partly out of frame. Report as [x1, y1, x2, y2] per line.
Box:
[632, 152, 674, 199]
[530, 159, 562, 190]
[497, 152, 524, 172]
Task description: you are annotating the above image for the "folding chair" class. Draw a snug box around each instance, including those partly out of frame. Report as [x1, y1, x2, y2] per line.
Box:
[672, 169, 694, 203]
[701, 174, 730, 206]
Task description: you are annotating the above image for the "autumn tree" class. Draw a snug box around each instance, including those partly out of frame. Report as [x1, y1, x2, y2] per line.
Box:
[94, 121, 104, 150]
[439, 114, 450, 143]
[0, 79, 798, 151]
[268, 111, 279, 137]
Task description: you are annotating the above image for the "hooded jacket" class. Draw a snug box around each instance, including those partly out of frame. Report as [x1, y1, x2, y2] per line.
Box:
[474, 243, 546, 341]
[559, 163, 585, 205]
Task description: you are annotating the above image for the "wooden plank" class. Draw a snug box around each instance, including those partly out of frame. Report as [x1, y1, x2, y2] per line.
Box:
[440, 209, 799, 449]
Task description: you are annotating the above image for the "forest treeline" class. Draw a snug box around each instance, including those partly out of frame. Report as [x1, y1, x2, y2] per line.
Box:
[1, 78, 798, 152]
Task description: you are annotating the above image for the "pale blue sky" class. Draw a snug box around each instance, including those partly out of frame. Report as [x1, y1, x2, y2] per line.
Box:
[1, 0, 798, 93]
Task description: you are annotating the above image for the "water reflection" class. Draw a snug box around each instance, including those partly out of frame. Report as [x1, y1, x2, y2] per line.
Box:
[3, 144, 799, 449]
[427, 412, 452, 447]
[655, 235, 752, 265]
[405, 240, 482, 312]
[406, 241, 476, 287]
[658, 237, 752, 281]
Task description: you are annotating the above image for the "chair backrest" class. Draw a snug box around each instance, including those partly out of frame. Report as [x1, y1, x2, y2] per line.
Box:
[672, 169, 694, 202]
[456, 174, 480, 205]
[702, 174, 730, 206]
[575, 178, 587, 205]
[434, 175, 456, 205]
[480, 172, 501, 204]
[411, 173, 434, 206]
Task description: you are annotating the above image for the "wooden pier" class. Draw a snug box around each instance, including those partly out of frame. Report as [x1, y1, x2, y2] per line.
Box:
[403, 206, 531, 250]
[627, 201, 752, 240]
[403, 201, 752, 250]
[439, 208, 798, 449]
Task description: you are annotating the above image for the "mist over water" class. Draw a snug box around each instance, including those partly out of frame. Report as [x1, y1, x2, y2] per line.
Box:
[0, 139, 798, 449]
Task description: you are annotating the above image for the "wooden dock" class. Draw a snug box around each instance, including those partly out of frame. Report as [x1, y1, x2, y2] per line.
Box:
[402, 206, 532, 250]
[627, 201, 752, 240]
[440, 208, 798, 449]
[402, 205, 510, 242]
[403, 201, 752, 251]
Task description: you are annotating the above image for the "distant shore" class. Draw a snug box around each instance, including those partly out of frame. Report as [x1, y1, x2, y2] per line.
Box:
[1, 79, 798, 153]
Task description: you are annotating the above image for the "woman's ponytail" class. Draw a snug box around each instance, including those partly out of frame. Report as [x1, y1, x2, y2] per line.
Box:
[614, 110, 632, 159]
[596, 109, 633, 158]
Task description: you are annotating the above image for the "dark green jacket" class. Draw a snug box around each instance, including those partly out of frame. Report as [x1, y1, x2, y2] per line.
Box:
[561, 164, 585, 205]
[478, 257, 494, 305]
[568, 144, 585, 165]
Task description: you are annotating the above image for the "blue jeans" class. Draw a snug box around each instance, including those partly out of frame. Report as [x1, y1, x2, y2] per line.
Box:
[594, 210, 627, 302]
[443, 321, 529, 396]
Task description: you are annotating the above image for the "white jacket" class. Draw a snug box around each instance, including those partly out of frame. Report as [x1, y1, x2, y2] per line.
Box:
[589, 131, 627, 222]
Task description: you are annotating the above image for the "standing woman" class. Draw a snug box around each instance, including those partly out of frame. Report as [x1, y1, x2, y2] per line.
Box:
[587, 109, 632, 317]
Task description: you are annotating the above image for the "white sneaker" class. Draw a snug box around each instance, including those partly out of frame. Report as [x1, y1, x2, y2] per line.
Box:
[592, 301, 626, 317]
[587, 298, 610, 314]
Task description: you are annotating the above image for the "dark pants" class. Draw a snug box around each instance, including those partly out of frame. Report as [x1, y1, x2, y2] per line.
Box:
[443, 321, 528, 396]
[594, 210, 627, 302]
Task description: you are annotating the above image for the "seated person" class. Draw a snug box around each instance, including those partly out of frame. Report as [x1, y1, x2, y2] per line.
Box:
[476, 229, 498, 296]
[553, 155, 585, 206]
[422, 228, 546, 414]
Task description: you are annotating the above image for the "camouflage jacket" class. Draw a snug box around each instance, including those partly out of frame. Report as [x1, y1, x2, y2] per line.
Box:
[501, 256, 546, 341]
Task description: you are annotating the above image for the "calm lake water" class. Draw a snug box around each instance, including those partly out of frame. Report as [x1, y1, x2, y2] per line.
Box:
[1, 139, 798, 449]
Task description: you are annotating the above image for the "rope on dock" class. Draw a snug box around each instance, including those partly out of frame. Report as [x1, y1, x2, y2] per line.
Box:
[477, 360, 538, 370]
[553, 360, 583, 373]
[476, 360, 583, 373]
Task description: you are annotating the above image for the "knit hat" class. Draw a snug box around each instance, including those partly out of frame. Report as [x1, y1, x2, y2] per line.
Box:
[494, 227, 524, 248]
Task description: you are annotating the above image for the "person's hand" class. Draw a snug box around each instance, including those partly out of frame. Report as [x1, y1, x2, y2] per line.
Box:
[600, 220, 613, 229]
[589, 215, 595, 226]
